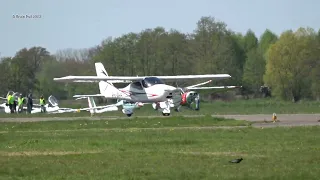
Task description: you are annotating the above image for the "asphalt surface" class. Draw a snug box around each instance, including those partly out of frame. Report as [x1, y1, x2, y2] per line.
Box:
[0, 114, 319, 128]
[212, 114, 320, 128]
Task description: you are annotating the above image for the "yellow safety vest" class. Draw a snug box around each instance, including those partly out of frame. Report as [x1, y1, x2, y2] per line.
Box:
[7, 95, 11, 104]
[18, 97, 24, 106]
[40, 98, 45, 105]
[7, 95, 14, 104]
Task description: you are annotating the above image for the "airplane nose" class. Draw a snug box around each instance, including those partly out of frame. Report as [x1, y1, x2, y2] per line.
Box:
[164, 85, 176, 91]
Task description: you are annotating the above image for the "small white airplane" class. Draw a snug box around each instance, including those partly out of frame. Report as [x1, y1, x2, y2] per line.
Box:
[54, 62, 237, 117]
[0, 93, 78, 114]
[73, 83, 241, 116]
[30, 95, 80, 114]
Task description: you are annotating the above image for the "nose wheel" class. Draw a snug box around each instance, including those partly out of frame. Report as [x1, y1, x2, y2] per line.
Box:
[162, 113, 170, 116]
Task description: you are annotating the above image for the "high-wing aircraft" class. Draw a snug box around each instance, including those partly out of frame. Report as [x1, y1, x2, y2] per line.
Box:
[54, 62, 234, 116]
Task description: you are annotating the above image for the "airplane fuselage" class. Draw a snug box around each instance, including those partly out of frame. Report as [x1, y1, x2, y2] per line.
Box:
[99, 77, 178, 103]
[118, 83, 177, 103]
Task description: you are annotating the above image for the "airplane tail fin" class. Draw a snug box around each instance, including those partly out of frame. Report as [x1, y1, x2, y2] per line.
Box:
[95, 62, 114, 85]
[95, 62, 128, 99]
[88, 97, 97, 114]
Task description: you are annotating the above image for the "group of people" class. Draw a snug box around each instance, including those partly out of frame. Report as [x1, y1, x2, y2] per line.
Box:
[6, 93, 46, 114]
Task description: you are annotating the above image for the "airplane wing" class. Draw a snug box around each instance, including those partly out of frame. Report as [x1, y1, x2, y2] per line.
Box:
[53, 74, 231, 83]
[184, 80, 241, 91]
[188, 86, 242, 91]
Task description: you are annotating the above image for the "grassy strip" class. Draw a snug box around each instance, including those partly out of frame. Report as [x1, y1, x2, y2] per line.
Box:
[0, 126, 319, 179]
[0, 116, 250, 132]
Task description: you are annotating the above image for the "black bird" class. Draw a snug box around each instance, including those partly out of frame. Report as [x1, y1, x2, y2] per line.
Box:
[229, 158, 243, 163]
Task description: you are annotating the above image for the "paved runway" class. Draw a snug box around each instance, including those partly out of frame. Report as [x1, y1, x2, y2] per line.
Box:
[0, 114, 319, 128]
[212, 114, 320, 128]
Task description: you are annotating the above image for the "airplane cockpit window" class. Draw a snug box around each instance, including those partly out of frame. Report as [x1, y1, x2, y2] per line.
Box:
[131, 81, 143, 90]
[142, 77, 164, 88]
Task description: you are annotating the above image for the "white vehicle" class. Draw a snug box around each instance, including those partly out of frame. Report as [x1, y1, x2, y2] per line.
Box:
[54, 62, 236, 116]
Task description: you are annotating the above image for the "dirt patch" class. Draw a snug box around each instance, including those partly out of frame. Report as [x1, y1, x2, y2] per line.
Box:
[0, 150, 102, 156]
[177, 151, 267, 157]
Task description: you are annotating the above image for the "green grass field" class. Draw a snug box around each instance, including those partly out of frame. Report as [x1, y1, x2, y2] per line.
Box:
[1, 98, 320, 118]
[0, 116, 319, 179]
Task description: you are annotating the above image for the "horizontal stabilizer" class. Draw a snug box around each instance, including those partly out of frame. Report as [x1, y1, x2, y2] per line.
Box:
[73, 94, 104, 99]
[79, 105, 119, 111]
[188, 86, 242, 90]
[69, 80, 132, 83]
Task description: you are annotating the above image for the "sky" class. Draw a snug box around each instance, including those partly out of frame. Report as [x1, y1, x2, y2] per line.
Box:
[1, 0, 319, 57]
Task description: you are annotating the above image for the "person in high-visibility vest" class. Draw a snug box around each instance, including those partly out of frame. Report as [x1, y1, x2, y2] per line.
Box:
[17, 94, 25, 113]
[40, 95, 46, 113]
[7, 94, 15, 113]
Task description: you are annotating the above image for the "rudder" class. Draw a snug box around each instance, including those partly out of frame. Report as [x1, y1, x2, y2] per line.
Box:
[95, 62, 111, 79]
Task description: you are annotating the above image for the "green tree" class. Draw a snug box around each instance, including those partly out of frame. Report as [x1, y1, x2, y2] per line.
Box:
[191, 16, 243, 84]
[0, 57, 14, 95]
[259, 29, 278, 56]
[243, 29, 258, 53]
[264, 28, 317, 101]
[242, 48, 265, 95]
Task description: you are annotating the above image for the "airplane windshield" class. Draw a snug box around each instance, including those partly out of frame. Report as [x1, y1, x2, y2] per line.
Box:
[142, 77, 164, 88]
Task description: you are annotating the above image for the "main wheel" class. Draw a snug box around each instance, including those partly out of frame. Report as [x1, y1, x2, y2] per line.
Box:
[162, 113, 170, 116]
[126, 113, 132, 117]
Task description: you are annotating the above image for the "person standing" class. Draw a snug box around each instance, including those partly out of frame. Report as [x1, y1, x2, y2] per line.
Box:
[13, 95, 17, 113]
[27, 93, 33, 114]
[40, 95, 46, 113]
[17, 94, 25, 113]
[7, 94, 14, 113]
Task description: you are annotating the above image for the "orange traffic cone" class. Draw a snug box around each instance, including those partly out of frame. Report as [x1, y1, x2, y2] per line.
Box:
[272, 113, 277, 123]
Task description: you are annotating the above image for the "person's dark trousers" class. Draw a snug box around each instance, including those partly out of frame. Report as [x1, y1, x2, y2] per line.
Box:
[41, 105, 46, 113]
[27, 104, 32, 114]
[9, 104, 14, 113]
[13, 101, 17, 113]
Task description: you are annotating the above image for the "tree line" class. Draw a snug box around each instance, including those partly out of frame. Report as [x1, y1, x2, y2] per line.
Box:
[0, 16, 319, 102]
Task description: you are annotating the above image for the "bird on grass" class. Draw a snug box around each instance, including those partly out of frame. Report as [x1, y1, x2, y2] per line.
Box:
[229, 158, 243, 163]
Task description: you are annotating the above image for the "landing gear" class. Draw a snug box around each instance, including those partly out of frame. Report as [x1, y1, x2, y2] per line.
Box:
[122, 109, 134, 117]
[162, 113, 170, 116]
